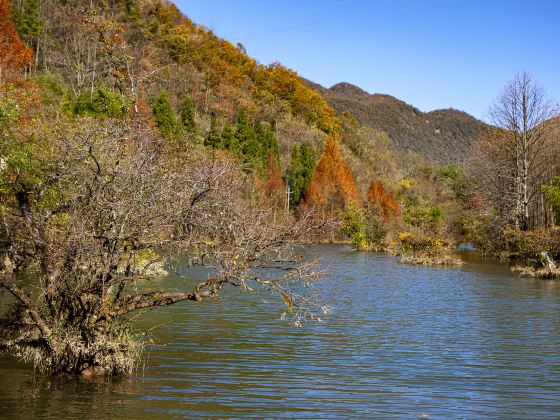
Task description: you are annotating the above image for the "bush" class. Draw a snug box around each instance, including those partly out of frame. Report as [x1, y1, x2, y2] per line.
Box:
[439, 163, 463, 184]
[339, 206, 368, 250]
[339, 205, 387, 251]
[65, 86, 129, 118]
[542, 177, 560, 219]
[394, 232, 463, 265]
[502, 227, 560, 261]
[396, 232, 448, 256]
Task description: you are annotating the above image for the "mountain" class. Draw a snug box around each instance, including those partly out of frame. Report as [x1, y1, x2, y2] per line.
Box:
[9, 0, 485, 171]
[306, 81, 489, 164]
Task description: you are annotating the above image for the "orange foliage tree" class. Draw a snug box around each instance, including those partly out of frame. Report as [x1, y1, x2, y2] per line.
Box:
[304, 136, 360, 212]
[0, 0, 33, 79]
[129, 86, 156, 130]
[258, 153, 286, 208]
[367, 180, 401, 221]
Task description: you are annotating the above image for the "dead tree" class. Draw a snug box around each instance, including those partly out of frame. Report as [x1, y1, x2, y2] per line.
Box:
[487, 72, 558, 231]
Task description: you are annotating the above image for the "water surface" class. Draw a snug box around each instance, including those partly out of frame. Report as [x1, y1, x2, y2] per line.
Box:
[1, 245, 560, 418]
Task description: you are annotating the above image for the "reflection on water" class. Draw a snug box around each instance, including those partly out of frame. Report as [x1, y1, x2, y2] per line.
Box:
[2, 245, 560, 418]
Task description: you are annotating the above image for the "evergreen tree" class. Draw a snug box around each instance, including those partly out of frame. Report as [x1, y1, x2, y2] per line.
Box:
[235, 109, 258, 162]
[204, 113, 221, 148]
[542, 177, 560, 219]
[286, 142, 316, 205]
[267, 121, 280, 164]
[252, 121, 266, 163]
[220, 122, 235, 150]
[234, 110, 252, 147]
[179, 96, 196, 133]
[151, 90, 177, 137]
[12, 0, 42, 49]
[203, 110, 280, 178]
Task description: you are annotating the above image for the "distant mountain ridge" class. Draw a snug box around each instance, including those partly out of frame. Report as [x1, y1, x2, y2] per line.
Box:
[305, 81, 489, 164]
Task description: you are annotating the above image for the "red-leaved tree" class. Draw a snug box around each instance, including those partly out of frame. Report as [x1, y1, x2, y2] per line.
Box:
[0, 0, 33, 79]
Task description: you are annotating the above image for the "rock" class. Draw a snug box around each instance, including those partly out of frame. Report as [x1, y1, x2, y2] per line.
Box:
[539, 251, 557, 272]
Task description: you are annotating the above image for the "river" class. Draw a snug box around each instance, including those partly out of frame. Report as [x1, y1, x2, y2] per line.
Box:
[1, 245, 560, 418]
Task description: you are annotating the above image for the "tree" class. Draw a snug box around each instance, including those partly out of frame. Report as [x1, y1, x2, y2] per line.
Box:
[69, 85, 129, 118]
[305, 136, 360, 212]
[286, 142, 316, 206]
[0, 115, 325, 375]
[482, 72, 558, 231]
[180, 95, 196, 133]
[258, 153, 285, 208]
[204, 113, 221, 148]
[542, 177, 560, 221]
[12, 0, 42, 49]
[0, 0, 33, 79]
[367, 180, 400, 222]
[129, 86, 156, 130]
[339, 205, 369, 249]
[234, 109, 258, 163]
[262, 121, 280, 164]
[151, 90, 177, 136]
[220, 121, 235, 149]
[339, 181, 400, 250]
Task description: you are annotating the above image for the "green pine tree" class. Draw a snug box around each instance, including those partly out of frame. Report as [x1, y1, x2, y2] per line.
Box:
[204, 114, 221, 148]
[180, 96, 196, 133]
[286, 142, 316, 205]
[264, 122, 280, 165]
[220, 122, 235, 150]
[12, 0, 42, 49]
[151, 90, 177, 137]
[69, 86, 128, 118]
[252, 121, 267, 165]
[235, 110, 258, 160]
[542, 177, 560, 219]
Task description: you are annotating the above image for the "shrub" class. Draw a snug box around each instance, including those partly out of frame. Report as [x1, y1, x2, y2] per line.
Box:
[339, 205, 368, 250]
[65, 86, 129, 118]
[502, 227, 560, 261]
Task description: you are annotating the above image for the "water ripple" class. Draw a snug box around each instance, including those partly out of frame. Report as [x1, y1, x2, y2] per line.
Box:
[2, 245, 560, 418]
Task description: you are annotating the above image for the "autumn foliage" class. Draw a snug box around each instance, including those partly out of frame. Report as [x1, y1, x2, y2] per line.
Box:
[0, 0, 33, 79]
[257, 153, 286, 208]
[305, 136, 360, 211]
[129, 86, 156, 130]
[367, 180, 400, 221]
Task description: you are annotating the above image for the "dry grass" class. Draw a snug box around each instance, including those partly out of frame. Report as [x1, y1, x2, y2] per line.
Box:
[400, 253, 464, 266]
[511, 266, 560, 279]
[0, 302, 143, 375]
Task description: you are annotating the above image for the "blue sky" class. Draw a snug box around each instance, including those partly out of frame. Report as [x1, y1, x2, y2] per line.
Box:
[174, 0, 559, 121]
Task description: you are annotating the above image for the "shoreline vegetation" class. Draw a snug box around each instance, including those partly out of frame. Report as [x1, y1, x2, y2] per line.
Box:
[0, 0, 558, 377]
[399, 253, 464, 267]
[512, 265, 560, 279]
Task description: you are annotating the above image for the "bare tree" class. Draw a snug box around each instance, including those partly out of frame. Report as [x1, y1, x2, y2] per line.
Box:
[467, 128, 518, 243]
[472, 72, 558, 232]
[0, 118, 326, 375]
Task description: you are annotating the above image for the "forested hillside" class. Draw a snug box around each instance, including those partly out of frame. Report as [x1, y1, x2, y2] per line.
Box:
[25, 1, 337, 123]
[307, 81, 488, 164]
